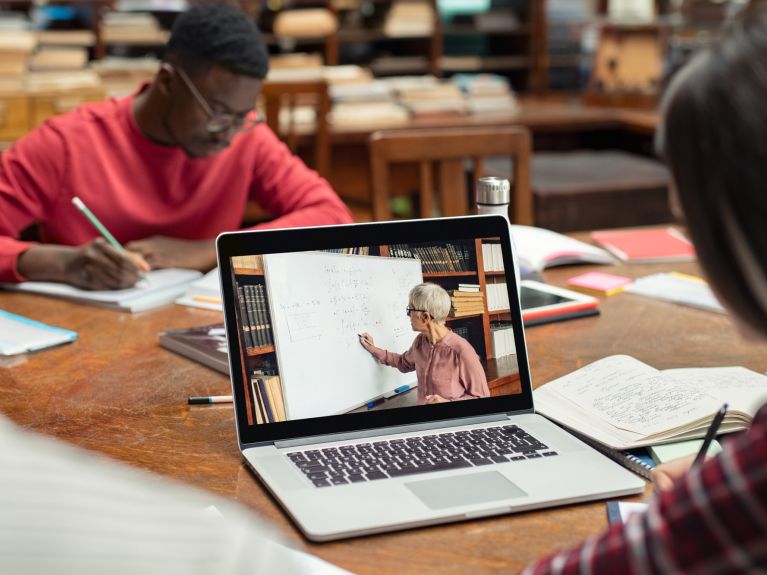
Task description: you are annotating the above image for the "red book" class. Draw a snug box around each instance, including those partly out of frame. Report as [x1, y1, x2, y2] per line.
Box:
[590, 227, 695, 263]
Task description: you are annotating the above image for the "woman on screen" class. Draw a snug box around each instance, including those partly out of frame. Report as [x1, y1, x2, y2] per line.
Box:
[359, 282, 489, 404]
[525, 5, 767, 573]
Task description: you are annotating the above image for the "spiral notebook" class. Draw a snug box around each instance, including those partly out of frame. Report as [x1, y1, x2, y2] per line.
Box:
[564, 427, 656, 480]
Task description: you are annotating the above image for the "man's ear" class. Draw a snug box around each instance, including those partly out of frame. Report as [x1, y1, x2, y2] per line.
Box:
[156, 63, 175, 97]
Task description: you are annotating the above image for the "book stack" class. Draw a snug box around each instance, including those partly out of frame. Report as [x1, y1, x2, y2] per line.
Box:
[388, 242, 472, 273]
[329, 101, 409, 129]
[24, 69, 101, 93]
[397, 81, 466, 119]
[29, 48, 88, 72]
[0, 30, 35, 91]
[449, 285, 484, 318]
[487, 282, 510, 312]
[236, 284, 273, 352]
[490, 321, 516, 358]
[248, 375, 287, 423]
[481, 242, 505, 272]
[231, 254, 264, 270]
[36, 30, 96, 48]
[383, 1, 434, 37]
[461, 74, 519, 116]
[101, 12, 168, 45]
[91, 56, 158, 98]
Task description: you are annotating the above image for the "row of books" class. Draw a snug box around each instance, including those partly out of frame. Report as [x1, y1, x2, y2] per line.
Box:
[321, 247, 370, 255]
[487, 282, 511, 312]
[248, 375, 286, 424]
[236, 283, 274, 351]
[482, 242, 505, 272]
[490, 322, 516, 359]
[449, 285, 485, 318]
[388, 242, 473, 273]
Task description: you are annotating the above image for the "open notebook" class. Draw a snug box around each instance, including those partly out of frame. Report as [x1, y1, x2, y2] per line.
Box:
[2, 269, 201, 313]
[534, 355, 767, 450]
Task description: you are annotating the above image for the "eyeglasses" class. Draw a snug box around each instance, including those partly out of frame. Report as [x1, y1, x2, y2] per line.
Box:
[406, 307, 427, 316]
[174, 65, 262, 135]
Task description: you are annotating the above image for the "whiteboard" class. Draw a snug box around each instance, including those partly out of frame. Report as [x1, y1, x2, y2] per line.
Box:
[264, 252, 422, 420]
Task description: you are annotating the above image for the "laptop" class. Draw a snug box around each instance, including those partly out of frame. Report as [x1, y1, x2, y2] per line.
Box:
[217, 215, 644, 541]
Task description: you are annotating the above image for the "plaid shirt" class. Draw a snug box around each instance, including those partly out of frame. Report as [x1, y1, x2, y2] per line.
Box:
[522, 403, 767, 575]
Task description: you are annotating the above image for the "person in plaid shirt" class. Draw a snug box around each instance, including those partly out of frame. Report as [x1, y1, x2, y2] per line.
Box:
[523, 5, 767, 574]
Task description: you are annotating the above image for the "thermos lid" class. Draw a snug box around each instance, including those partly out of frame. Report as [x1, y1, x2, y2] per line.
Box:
[476, 176, 510, 205]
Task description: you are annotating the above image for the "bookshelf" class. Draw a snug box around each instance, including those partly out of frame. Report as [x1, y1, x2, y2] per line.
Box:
[382, 238, 520, 395]
[231, 262, 282, 426]
[260, 0, 548, 91]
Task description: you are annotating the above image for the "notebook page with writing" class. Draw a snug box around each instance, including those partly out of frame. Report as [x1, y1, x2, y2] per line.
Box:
[538, 355, 721, 436]
[534, 355, 767, 448]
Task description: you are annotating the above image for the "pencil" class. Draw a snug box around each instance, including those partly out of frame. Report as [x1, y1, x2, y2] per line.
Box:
[71, 196, 125, 252]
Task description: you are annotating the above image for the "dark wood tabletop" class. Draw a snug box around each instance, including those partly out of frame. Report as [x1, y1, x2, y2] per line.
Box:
[1, 255, 764, 575]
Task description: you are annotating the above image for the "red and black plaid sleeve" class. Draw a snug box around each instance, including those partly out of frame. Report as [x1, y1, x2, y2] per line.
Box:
[522, 403, 767, 575]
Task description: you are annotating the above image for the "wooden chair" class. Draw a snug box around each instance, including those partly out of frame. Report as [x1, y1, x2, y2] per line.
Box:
[261, 79, 331, 178]
[369, 126, 532, 223]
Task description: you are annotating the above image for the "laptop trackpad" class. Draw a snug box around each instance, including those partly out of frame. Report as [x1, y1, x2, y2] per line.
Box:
[405, 471, 527, 510]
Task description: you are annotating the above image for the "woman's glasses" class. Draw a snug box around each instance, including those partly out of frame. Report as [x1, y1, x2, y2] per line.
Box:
[406, 307, 427, 316]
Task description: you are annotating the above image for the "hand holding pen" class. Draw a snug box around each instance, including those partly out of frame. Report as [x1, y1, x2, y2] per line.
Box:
[67, 196, 150, 289]
[653, 403, 728, 492]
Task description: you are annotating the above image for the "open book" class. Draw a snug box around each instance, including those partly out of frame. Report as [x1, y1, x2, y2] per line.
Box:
[534, 355, 767, 449]
[2, 269, 201, 313]
[510, 225, 614, 274]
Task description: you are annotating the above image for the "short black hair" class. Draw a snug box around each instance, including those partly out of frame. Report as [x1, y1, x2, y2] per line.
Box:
[165, 3, 268, 79]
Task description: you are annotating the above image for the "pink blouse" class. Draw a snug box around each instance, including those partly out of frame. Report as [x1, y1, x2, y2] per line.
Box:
[371, 332, 490, 404]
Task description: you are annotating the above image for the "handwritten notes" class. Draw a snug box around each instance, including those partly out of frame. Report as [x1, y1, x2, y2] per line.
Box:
[263, 251, 422, 419]
[542, 355, 767, 438]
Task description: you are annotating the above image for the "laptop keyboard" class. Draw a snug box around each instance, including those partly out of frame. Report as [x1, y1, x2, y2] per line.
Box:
[287, 425, 558, 488]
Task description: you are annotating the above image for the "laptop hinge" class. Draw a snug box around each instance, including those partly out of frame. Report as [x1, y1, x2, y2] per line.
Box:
[270, 414, 510, 449]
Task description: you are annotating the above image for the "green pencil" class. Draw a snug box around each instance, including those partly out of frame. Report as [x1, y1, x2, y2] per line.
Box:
[71, 196, 125, 252]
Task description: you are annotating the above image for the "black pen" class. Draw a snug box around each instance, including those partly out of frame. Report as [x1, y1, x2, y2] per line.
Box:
[693, 403, 728, 469]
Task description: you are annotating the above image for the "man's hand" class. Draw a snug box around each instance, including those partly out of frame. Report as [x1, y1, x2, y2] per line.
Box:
[425, 394, 449, 404]
[125, 236, 216, 271]
[18, 239, 150, 290]
[652, 454, 696, 493]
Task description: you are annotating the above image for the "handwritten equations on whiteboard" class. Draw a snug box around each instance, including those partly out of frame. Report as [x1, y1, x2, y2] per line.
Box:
[264, 252, 422, 419]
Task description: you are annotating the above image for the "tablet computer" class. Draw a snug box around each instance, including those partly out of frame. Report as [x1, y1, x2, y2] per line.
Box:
[520, 280, 599, 326]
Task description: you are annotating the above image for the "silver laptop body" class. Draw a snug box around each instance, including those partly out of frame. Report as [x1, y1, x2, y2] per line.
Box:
[217, 215, 644, 541]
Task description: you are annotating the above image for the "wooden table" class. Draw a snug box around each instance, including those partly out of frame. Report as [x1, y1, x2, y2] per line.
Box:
[2, 256, 762, 575]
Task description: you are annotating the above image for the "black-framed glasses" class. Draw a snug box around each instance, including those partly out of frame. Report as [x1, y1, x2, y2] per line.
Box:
[174, 65, 262, 135]
[406, 307, 427, 316]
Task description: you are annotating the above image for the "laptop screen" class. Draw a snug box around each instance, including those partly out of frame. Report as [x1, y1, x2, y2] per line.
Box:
[218, 216, 533, 446]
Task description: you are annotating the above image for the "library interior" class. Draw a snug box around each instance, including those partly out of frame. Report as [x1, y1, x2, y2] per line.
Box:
[2, 0, 767, 573]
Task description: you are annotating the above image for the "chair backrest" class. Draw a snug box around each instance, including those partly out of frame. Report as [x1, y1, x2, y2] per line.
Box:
[369, 126, 532, 223]
[262, 79, 331, 177]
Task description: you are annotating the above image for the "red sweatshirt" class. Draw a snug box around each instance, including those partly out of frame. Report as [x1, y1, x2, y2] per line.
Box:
[0, 90, 353, 282]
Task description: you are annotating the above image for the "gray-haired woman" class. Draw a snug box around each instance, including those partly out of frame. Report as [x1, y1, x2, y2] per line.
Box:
[359, 282, 489, 405]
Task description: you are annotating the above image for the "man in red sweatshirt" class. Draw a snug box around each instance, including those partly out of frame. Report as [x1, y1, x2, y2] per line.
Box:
[0, 3, 353, 290]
